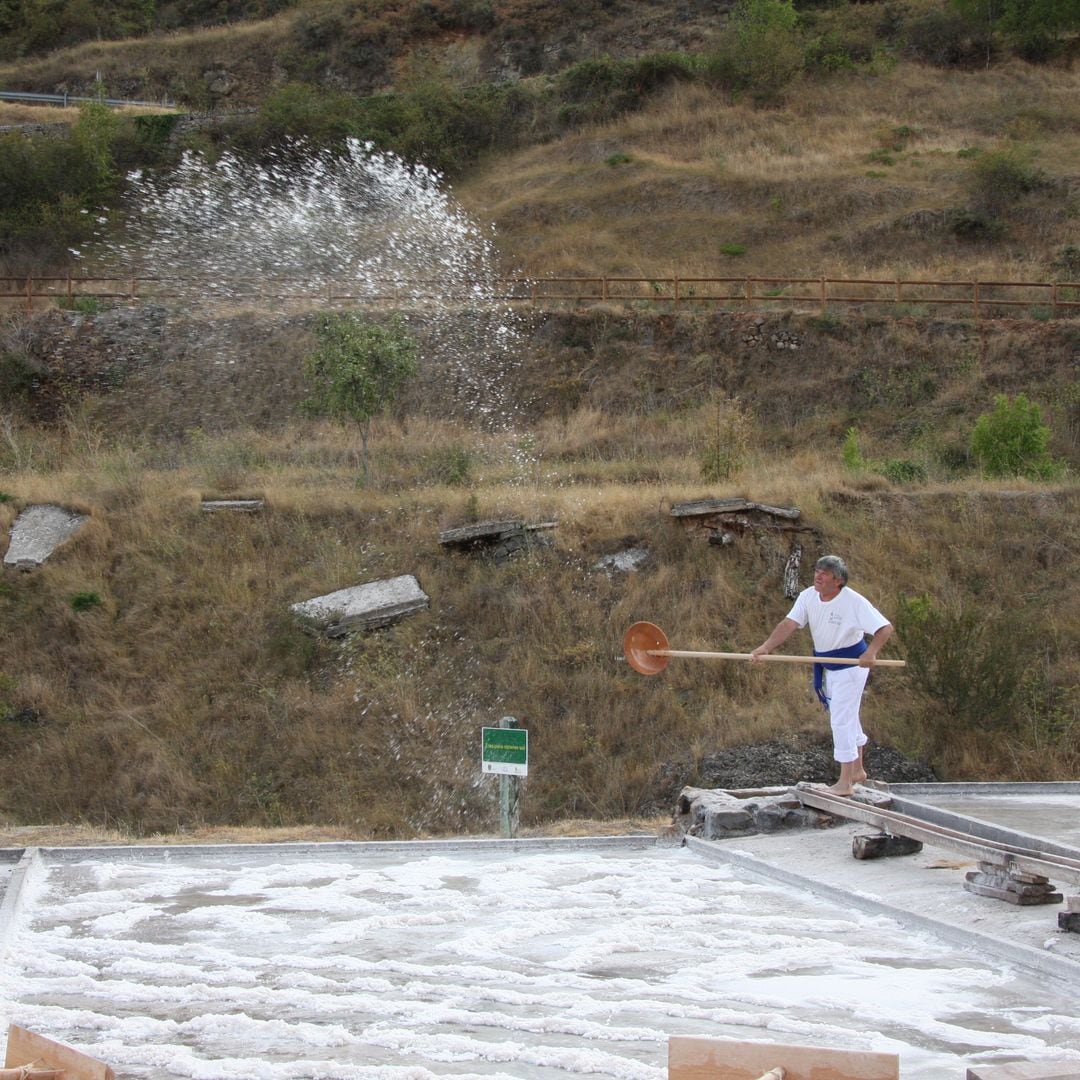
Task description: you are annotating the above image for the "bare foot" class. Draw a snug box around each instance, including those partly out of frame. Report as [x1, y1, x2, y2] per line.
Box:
[823, 783, 855, 796]
[852, 768, 868, 785]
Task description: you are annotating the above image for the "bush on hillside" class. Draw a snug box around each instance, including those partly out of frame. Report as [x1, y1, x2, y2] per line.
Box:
[556, 54, 697, 126]
[0, 0, 155, 59]
[703, 0, 805, 103]
[895, 594, 1032, 743]
[970, 393, 1060, 478]
[902, 7, 993, 65]
[257, 79, 532, 174]
[966, 145, 1048, 214]
[0, 103, 121, 265]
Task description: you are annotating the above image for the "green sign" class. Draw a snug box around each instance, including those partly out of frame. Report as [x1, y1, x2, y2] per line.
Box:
[482, 726, 528, 776]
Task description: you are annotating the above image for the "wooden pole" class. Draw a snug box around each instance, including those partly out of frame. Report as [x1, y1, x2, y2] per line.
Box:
[651, 649, 906, 667]
[499, 715, 520, 839]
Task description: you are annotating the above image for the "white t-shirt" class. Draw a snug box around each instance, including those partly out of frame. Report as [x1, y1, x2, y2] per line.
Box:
[786, 586, 890, 654]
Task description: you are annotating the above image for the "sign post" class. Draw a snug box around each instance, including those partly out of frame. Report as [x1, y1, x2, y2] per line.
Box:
[482, 717, 527, 838]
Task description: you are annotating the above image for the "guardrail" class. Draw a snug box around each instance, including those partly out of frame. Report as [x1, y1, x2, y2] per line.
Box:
[2, 273, 1079, 318]
[0, 89, 175, 109]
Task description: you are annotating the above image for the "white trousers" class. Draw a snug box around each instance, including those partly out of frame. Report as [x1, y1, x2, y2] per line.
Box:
[823, 664, 870, 763]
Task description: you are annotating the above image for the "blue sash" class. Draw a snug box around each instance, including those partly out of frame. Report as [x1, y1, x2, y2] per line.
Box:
[813, 640, 868, 708]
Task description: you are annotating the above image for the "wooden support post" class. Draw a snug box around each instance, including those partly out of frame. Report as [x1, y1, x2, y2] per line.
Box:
[853, 833, 923, 860]
[782, 543, 802, 601]
[499, 715, 520, 839]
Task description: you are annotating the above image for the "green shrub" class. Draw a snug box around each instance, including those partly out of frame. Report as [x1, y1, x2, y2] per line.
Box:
[719, 242, 747, 256]
[701, 395, 752, 481]
[704, 0, 804, 103]
[70, 591, 103, 612]
[880, 458, 927, 484]
[605, 152, 633, 167]
[0, 102, 122, 261]
[967, 145, 1047, 214]
[841, 426, 865, 470]
[422, 446, 475, 486]
[903, 7, 991, 66]
[970, 393, 1060, 478]
[948, 209, 1005, 242]
[895, 594, 1032, 739]
[1051, 245, 1080, 279]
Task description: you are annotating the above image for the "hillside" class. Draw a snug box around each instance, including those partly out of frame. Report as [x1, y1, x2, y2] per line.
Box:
[0, 0, 1077, 837]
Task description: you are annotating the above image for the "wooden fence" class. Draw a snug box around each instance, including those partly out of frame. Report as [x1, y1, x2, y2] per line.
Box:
[3, 273, 1079, 318]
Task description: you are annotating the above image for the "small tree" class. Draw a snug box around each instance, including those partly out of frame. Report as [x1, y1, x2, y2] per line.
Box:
[707, 0, 804, 103]
[895, 594, 1032, 748]
[304, 313, 418, 483]
[970, 393, 1059, 479]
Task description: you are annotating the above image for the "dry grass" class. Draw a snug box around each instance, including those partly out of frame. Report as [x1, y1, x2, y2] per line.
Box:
[0, 362, 1076, 837]
[458, 61, 1080, 281]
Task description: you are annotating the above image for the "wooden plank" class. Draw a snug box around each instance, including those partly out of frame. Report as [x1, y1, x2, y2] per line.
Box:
[963, 880, 1063, 905]
[966, 1064, 1080, 1079]
[668, 1037, 899, 1080]
[795, 787, 1080, 887]
[5, 1026, 115, 1080]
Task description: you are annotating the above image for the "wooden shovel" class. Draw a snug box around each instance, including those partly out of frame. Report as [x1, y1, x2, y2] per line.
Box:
[623, 621, 906, 676]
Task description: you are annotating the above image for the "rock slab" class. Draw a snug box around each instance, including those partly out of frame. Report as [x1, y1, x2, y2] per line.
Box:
[4, 504, 89, 568]
[290, 574, 429, 637]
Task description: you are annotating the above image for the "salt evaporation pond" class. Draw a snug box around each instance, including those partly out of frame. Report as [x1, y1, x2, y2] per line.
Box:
[904, 792, 1080, 850]
[2, 841, 1079, 1079]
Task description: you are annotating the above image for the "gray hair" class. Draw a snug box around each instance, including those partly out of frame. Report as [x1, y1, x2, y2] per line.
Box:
[815, 555, 849, 585]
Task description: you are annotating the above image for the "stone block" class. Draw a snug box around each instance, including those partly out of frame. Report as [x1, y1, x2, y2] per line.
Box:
[4, 505, 89, 568]
[291, 574, 429, 637]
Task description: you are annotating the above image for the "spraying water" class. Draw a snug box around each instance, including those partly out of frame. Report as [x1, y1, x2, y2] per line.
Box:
[85, 138, 530, 427]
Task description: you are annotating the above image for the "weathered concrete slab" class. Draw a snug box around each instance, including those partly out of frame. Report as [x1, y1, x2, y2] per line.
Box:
[670, 498, 800, 520]
[290, 574, 429, 637]
[4, 505, 89, 568]
[439, 519, 556, 563]
[201, 499, 264, 513]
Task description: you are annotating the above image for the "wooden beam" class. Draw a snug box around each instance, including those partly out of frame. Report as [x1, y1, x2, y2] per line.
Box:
[668, 1037, 899, 1080]
[4, 1026, 115, 1080]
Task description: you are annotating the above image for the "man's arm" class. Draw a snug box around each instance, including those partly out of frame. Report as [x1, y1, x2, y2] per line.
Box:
[750, 617, 800, 662]
[859, 622, 894, 666]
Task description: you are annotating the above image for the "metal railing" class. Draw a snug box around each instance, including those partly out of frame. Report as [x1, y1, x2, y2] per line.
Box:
[2, 273, 1078, 318]
[0, 89, 176, 109]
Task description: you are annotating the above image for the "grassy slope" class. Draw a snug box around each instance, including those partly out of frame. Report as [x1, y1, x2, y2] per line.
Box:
[0, 9, 1077, 836]
[456, 62, 1080, 281]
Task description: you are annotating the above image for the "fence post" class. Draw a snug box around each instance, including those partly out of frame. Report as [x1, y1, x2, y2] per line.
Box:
[745, 277, 753, 309]
[819, 276, 826, 313]
[601, 277, 608, 302]
[895, 279, 901, 309]
[25, 275, 32, 314]
[674, 275, 680, 308]
[973, 281, 979, 320]
[67, 274, 73, 304]
[1051, 282, 1058, 318]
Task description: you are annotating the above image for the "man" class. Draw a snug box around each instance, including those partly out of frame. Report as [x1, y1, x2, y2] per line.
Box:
[750, 555, 894, 796]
